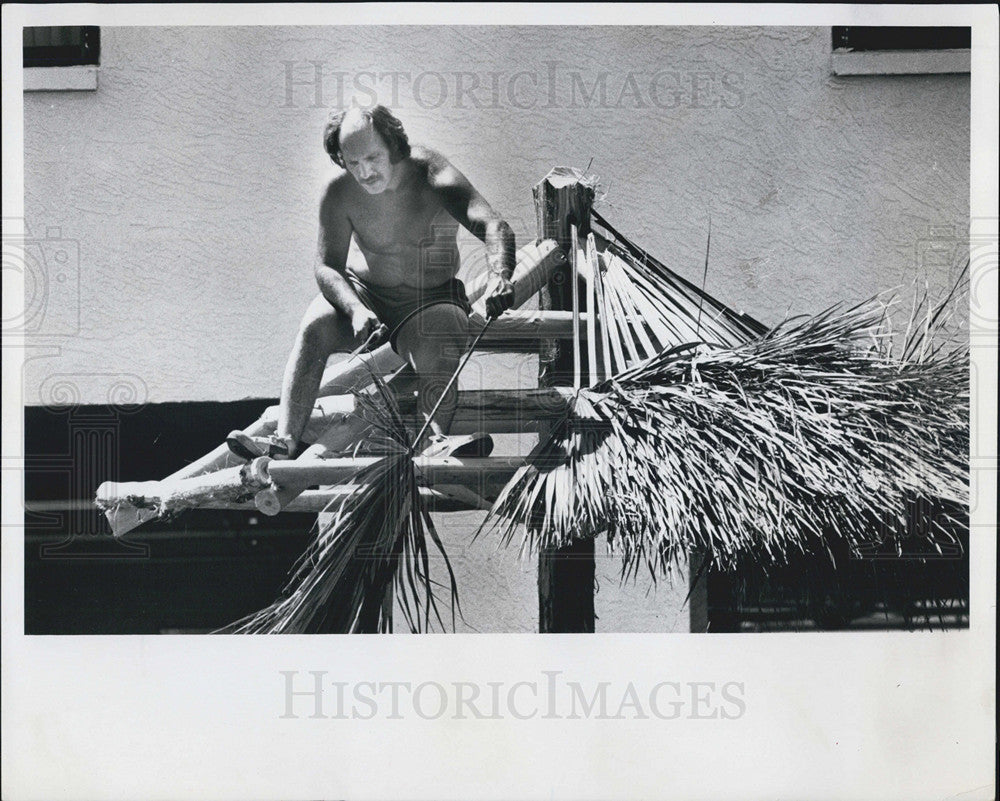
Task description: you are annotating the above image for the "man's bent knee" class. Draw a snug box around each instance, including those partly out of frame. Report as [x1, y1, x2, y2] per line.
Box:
[298, 296, 352, 354]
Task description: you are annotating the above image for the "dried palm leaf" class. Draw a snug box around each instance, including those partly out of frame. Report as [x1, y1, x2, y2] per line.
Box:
[592, 208, 767, 349]
[218, 373, 459, 634]
[483, 296, 969, 581]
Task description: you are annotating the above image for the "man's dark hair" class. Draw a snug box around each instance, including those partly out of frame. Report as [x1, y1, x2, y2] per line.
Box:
[323, 105, 411, 167]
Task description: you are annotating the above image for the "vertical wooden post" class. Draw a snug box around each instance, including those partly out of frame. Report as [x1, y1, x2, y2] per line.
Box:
[533, 167, 597, 633]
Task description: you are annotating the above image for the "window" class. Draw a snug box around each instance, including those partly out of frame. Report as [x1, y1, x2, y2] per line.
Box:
[831, 26, 971, 76]
[23, 26, 100, 67]
[23, 26, 100, 91]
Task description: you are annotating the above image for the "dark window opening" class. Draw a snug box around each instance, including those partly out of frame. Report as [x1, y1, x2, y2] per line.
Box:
[23, 26, 100, 68]
[833, 26, 971, 53]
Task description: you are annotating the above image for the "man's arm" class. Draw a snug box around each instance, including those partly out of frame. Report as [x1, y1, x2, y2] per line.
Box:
[315, 183, 360, 314]
[424, 150, 517, 317]
[315, 183, 380, 338]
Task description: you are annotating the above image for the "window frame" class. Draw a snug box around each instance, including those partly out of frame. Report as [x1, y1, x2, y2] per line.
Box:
[23, 26, 100, 92]
[831, 26, 971, 76]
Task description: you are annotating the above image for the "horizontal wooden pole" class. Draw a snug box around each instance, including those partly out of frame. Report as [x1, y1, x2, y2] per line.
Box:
[274, 386, 564, 510]
[409, 387, 574, 435]
[95, 453, 534, 531]
[96, 463, 264, 513]
[214, 486, 489, 513]
[299, 387, 576, 444]
[469, 240, 567, 316]
[470, 310, 590, 341]
[95, 462, 268, 536]
[44, 485, 490, 518]
[265, 456, 526, 489]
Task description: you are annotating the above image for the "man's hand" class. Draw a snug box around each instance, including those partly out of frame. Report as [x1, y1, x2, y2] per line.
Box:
[350, 307, 381, 344]
[485, 275, 515, 320]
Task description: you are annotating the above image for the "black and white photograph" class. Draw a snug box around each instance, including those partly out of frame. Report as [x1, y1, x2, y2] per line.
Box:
[3, 4, 996, 800]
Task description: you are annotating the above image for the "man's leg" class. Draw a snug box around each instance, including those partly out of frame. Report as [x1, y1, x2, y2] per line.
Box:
[276, 294, 356, 452]
[230, 294, 354, 460]
[394, 303, 470, 449]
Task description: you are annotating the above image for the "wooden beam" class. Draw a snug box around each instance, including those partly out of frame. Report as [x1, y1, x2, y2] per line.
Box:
[586, 236, 599, 387]
[96, 455, 529, 526]
[263, 382, 581, 443]
[37, 492, 483, 514]
[96, 462, 266, 523]
[206, 486, 490, 513]
[250, 382, 550, 466]
[533, 167, 597, 634]
[470, 309, 591, 340]
[266, 456, 525, 489]
[396, 387, 575, 434]
[300, 387, 575, 444]
[94, 482, 488, 536]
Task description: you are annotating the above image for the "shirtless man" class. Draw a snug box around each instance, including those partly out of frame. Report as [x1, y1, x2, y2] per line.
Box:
[228, 105, 516, 461]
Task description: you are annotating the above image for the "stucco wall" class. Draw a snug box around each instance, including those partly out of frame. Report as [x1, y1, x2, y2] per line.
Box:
[385, 511, 695, 633]
[23, 25, 969, 405]
[20, 25, 971, 634]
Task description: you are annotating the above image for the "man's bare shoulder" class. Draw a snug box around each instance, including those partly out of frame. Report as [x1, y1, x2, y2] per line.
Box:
[320, 172, 355, 204]
[319, 173, 356, 222]
[408, 146, 457, 187]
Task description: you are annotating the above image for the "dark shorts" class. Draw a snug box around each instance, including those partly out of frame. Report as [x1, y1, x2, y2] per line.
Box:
[347, 274, 472, 352]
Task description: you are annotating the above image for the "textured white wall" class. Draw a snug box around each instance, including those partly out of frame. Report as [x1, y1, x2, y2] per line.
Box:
[21, 26, 970, 633]
[23, 25, 969, 405]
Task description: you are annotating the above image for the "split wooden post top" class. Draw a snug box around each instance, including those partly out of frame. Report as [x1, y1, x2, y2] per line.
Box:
[533, 167, 598, 634]
[533, 166, 597, 249]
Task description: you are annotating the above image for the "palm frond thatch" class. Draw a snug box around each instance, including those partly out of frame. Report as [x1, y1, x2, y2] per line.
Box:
[483, 297, 969, 580]
[219, 374, 459, 634]
[592, 208, 767, 348]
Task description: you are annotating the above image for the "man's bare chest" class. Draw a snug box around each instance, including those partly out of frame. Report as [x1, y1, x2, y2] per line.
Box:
[349, 191, 457, 253]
